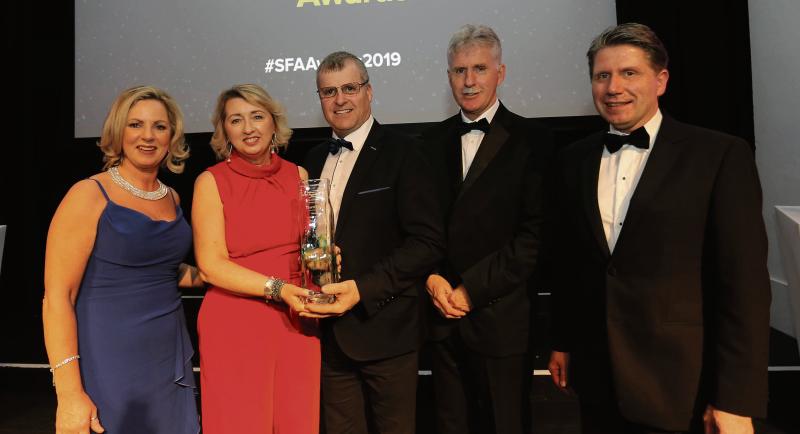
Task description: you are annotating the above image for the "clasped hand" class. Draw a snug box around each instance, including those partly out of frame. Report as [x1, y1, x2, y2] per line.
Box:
[425, 274, 472, 319]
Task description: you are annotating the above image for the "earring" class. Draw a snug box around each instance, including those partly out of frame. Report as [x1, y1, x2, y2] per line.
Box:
[270, 133, 278, 154]
[226, 143, 233, 162]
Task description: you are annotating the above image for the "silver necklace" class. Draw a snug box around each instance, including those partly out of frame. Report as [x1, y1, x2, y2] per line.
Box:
[108, 166, 169, 201]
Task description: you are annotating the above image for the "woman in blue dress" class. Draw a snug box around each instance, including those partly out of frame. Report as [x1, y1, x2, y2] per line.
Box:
[43, 85, 201, 434]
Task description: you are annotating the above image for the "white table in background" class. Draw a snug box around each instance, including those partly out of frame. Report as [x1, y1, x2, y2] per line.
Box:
[775, 206, 800, 355]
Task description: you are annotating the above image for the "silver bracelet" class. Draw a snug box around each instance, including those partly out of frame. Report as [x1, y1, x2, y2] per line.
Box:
[50, 354, 80, 386]
[264, 277, 285, 303]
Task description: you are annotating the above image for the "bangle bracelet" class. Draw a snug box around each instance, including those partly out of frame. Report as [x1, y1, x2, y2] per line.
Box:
[50, 355, 80, 386]
[271, 278, 285, 302]
[264, 277, 285, 303]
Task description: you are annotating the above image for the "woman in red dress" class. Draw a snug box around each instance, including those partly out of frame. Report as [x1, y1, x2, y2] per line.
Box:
[192, 84, 320, 433]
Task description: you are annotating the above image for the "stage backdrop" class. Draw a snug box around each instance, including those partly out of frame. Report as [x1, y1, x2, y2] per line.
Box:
[75, 0, 616, 137]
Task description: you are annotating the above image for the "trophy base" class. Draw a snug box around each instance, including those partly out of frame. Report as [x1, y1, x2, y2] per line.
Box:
[304, 291, 336, 304]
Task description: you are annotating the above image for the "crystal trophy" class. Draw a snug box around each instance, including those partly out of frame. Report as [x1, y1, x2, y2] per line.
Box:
[299, 178, 338, 304]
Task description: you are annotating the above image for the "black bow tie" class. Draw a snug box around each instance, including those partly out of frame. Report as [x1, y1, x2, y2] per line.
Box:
[458, 118, 491, 136]
[604, 127, 650, 153]
[326, 138, 353, 155]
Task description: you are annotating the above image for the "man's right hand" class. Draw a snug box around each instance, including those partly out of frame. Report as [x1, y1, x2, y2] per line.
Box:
[703, 405, 754, 434]
[548, 350, 570, 390]
[300, 279, 361, 318]
[425, 274, 466, 319]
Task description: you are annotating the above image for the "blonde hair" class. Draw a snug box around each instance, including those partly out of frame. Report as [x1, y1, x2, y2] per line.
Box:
[210, 84, 293, 160]
[98, 85, 188, 173]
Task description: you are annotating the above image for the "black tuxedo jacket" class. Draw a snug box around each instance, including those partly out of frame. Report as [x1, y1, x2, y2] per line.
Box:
[422, 103, 554, 357]
[550, 115, 770, 430]
[304, 120, 445, 362]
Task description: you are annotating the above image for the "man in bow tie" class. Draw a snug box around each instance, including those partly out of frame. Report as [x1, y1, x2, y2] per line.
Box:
[302, 51, 445, 434]
[548, 23, 770, 434]
[420, 24, 554, 434]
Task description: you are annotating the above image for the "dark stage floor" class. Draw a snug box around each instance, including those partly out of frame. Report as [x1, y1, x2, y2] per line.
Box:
[1, 327, 798, 433]
[1, 366, 798, 433]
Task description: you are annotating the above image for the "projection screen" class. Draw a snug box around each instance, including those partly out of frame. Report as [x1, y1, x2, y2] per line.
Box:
[75, 0, 616, 137]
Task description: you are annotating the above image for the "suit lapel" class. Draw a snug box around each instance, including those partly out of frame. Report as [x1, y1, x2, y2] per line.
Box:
[580, 137, 611, 258]
[334, 122, 384, 242]
[305, 143, 328, 179]
[444, 119, 464, 197]
[613, 116, 684, 255]
[457, 105, 510, 201]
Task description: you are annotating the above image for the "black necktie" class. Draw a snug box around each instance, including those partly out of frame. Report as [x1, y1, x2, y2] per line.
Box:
[326, 138, 353, 155]
[604, 127, 650, 153]
[458, 118, 491, 136]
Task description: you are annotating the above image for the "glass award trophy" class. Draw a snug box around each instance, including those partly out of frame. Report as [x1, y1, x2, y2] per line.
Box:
[299, 178, 338, 304]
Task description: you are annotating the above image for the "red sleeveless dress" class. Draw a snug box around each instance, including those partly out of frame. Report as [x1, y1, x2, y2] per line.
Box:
[198, 151, 320, 433]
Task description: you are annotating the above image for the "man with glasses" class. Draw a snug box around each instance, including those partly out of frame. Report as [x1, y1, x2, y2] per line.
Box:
[303, 51, 445, 434]
[421, 24, 554, 434]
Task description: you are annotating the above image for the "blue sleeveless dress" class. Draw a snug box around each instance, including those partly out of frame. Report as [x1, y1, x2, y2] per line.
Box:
[74, 180, 199, 433]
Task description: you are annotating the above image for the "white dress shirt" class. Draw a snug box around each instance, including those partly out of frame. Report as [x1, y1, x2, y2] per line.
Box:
[598, 110, 663, 252]
[320, 115, 374, 225]
[460, 99, 500, 180]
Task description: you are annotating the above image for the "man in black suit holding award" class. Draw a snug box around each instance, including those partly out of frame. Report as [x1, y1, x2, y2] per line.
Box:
[548, 23, 770, 434]
[302, 51, 444, 434]
[422, 24, 554, 434]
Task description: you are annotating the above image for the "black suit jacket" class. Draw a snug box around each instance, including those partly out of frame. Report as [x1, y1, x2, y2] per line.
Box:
[550, 115, 771, 430]
[422, 103, 554, 357]
[304, 120, 445, 362]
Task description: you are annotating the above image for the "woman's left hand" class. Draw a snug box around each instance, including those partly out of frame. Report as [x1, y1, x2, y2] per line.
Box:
[278, 283, 311, 314]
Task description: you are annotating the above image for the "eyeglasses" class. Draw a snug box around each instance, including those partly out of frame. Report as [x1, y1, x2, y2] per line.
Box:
[316, 80, 369, 99]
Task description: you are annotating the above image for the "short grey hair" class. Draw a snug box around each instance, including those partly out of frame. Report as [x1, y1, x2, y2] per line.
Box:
[316, 51, 369, 85]
[587, 22, 669, 76]
[447, 24, 502, 66]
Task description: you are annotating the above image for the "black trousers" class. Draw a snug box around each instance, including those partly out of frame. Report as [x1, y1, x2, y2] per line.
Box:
[573, 347, 704, 434]
[579, 396, 703, 434]
[430, 331, 531, 434]
[321, 331, 418, 434]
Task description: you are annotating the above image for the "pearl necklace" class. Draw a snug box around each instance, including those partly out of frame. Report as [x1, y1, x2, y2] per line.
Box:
[108, 166, 169, 201]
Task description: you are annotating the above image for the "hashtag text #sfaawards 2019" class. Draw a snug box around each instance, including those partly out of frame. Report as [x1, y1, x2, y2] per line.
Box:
[297, 0, 405, 7]
[264, 57, 319, 74]
[264, 53, 402, 74]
